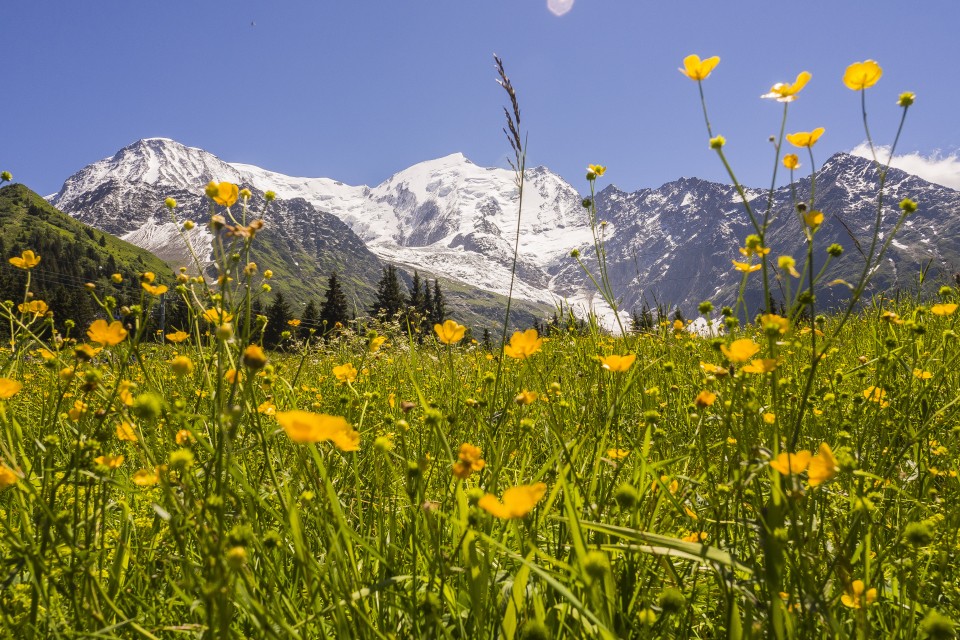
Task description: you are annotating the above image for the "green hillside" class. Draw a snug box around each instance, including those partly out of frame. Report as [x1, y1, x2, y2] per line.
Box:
[0, 184, 174, 334]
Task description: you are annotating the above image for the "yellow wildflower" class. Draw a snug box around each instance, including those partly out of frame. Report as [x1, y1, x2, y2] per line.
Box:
[434, 319, 466, 345]
[783, 154, 800, 170]
[787, 128, 825, 148]
[503, 329, 543, 359]
[168, 355, 193, 377]
[732, 260, 762, 273]
[807, 443, 838, 487]
[761, 71, 811, 102]
[598, 353, 636, 372]
[720, 339, 761, 363]
[94, 454, 124, 470]
[803, 210, 824, 229]
[452, 443, 485, 479]
[679, 54, 720, 81]
[841, 580, 877, 608]
[0, 465, 18, 490]
[606, 448, 630, 460]
[587, 164, 607, 177]
[18, 300, 49, 316]
[116, 421, 138, 442]
[514, 390, 538, 405]
[87, 319, 128, 346]
[276, 410, 359, 451]
[863, 386, 890, 408]
[142, 283, 168, 296]
[769, 450, 812, 475]
[202, 308, 233, 324]
[132, 468, 159, 486]
[166, 330, 189, 343]
[207, 181, 239, 207]
[741, 358, 779, 374]
[694, 390, 717, 408]
[931, 303, 958, 316]
[843, 60, 882, 91]
[478, 482, 547, 519]
[9, 250, 40, 270]
[333, 363, 358, 383]
[0, 378, 23, 400]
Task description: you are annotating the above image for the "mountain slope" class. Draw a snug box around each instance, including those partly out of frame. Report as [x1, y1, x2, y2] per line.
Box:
[0, 183, 174, 332]
[49, 139, 960, 330]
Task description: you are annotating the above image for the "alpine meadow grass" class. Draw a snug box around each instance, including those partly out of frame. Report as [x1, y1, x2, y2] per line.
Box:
[1, 56, 959, 640]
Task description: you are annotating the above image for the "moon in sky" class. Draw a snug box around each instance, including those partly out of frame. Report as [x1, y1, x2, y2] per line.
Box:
[547, 0, 574, 16]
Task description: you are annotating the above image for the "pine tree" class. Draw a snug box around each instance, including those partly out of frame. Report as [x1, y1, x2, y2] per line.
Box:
[432, 279, 446, 325]
[408, 271, 425, 312]
[422, 280, 434, 321]
[320, 272, 350, 335]
[263, 291, 292, 349]
[370, 265, 406, 319]
[302, 298, 319, 339]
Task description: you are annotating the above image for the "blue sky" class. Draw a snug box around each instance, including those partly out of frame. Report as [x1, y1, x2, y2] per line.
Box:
[3, 1, 959, 196]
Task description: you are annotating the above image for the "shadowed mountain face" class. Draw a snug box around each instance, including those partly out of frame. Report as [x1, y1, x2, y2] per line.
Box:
[50, 138, 960, 327]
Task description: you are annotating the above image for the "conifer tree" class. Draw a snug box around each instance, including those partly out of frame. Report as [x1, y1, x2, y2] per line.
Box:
[302, 298, 319, 339]
[432, 279, 446, 324]
[370, 265, 406, 318]
[264, 291, 292, 349]
[408, 271, 425, 312]
[320, 272, 349, 335]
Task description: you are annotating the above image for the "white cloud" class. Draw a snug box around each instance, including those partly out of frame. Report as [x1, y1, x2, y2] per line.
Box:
[547, 0, 574, 16]
[850, 142, 960, 191]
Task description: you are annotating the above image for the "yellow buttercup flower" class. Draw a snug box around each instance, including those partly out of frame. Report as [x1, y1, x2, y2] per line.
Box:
[0, 465, 18, 490]
[913, 369, 933, 380]
[452, 443, 485, 479]
[116, 422, 138, 442]
[132, 468, 159, 486]
[166, 330, 189, 343]
[700, 361, 728, 377]
[368, 335, 387, 352]
[778, 255, 801, 278]
[694, 390, 717, 408]
[87, 319, 128, 346]
[478, 482, 547, 519]
[0, 378, 23, 400]
[732, 260, 762, 273]
[741, 358, 779, 374]
[769, 450, 812, 475]
[843, 60, 882, 91]
[586, 164, 607, 177]
[168, 355, 194, 377]
[783, 154, 800, 170]
[514, 390, 538, 405]
[504, 329, 544, 359]
[142, 283, 168, 296]
[679, 54, 720, 81]
[202, 308, 233, 324]
[434, 319, 466, 345]
[94, 454, 125, 470]
[841, 580, 877, 608]
[931, 303, 958, 316]
[606, 448, 630, 460]
[720, 339, 760, 363]
[598, 353, 636, 372]
[207, 181, 239, 207]
[333, 363, 358, 383]
[863, 386, 890, 408]
[276, 410, 359, 451]
[803, 210, 824, 229]
[760, 314, 790, 335]
[18, 300, 49, 317]
[9, 250, 40, 270]
[786, 128, 825, 148]
[761, 71, 812, 102]
[807, 443, 838, 487]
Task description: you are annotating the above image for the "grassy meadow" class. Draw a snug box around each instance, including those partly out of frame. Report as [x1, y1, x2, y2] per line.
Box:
[1, 58, 959, 639]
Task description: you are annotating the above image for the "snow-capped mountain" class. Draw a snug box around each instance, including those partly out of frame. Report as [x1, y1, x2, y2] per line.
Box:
[51, 139, 384, 309]
[50, 138, 960, 327]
